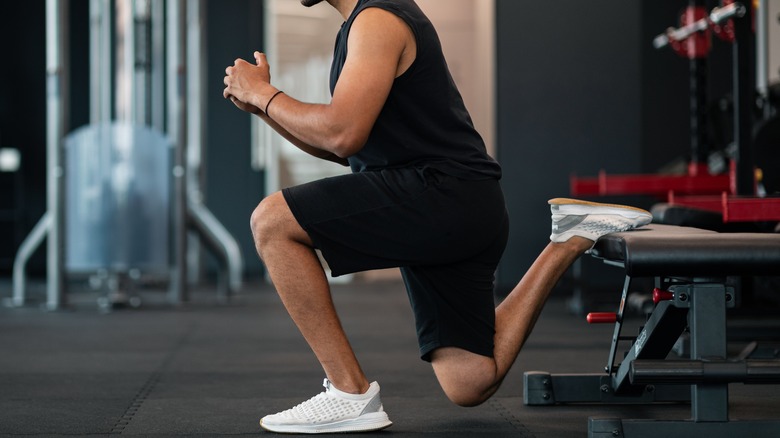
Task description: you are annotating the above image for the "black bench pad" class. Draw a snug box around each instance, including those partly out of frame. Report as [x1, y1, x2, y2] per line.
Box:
[590, 224, 780, 277]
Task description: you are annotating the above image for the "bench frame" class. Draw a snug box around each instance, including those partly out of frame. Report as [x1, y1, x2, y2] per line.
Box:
[524, 225, 780, 438]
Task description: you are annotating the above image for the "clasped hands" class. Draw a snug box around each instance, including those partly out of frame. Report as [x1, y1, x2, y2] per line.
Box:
[223, 51, 272, 115]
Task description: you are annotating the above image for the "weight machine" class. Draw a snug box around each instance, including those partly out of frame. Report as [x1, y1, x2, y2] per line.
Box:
[11, 0, 242, 310]
[570, 1, 780, 223]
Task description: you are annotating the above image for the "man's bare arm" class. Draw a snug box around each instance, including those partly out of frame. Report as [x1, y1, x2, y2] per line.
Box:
[223, 8, 414, 159]
[226, 69, 348, 166]
[258, 109, 350, 166]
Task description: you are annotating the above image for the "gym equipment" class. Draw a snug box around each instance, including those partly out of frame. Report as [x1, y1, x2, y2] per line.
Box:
[572, 1, 780, 224]
[571, 1, 745, 199]
[12, 0, 242, 310]
[524, 224, 780, 437]
[64, 124, 170, 273]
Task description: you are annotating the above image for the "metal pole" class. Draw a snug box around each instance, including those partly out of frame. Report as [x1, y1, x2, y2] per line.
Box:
[133, 0, 151, 125]
[167, 0, 187, 304]
[11, 213, 51, 307]
[187, 202, 244, 299]
[261, 0, 280, 195]
[150, 0, 165, 132]
[115, 0, 135, 123]
[733, 4, 755, 196]
[755, 0, 770, 118]
[89, 0, 112, 124]
[45, 0, 68, 310]
[688, 0, 708, 173]
[186, 0, 204, 286]
[689, 284, 729, 422]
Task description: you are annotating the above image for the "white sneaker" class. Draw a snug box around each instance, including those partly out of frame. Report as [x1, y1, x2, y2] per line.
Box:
[259, 379, 393, 434]
[549, 198, 652, 243]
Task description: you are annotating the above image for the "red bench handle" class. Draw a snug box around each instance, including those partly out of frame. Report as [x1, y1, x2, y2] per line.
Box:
[586, 312, 617, 324]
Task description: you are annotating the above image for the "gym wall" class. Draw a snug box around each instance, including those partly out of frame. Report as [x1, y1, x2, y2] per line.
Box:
[204, 0, 267, 279]
[495, 0, 643, 292]
[494, 0, 737, 293]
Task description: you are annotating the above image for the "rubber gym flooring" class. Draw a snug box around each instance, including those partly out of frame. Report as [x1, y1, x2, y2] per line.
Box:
[1, 277, 778, 437]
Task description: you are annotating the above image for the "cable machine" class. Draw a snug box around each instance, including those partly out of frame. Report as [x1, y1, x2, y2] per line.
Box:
[12, 0, 242, 310]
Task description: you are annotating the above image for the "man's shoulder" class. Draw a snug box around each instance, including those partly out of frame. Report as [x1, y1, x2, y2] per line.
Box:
[354, 0, 419, 19]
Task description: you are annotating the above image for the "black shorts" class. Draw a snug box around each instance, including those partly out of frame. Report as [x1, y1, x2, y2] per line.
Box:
[282, 167, 509, 361]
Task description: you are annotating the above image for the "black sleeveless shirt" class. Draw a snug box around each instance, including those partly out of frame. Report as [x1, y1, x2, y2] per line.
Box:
[329, 0, 501, 180]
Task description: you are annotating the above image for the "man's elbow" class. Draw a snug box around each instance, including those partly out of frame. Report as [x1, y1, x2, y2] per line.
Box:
[329, 131, 367, 159]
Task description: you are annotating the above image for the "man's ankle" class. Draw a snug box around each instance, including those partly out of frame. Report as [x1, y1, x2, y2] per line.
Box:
[326, 376, 371, 395]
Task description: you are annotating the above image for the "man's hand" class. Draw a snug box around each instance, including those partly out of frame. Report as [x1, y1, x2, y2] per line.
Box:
[224, 51, 274, 113]
[226, 94, 262, 115]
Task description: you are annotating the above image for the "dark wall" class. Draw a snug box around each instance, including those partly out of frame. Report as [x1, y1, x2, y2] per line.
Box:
[494, 0, 738, 292]
[495, 0, 643, 290]
[205, 0, 266, 279]
[0, 0, 89, 275]
[0, 1, 47, 274]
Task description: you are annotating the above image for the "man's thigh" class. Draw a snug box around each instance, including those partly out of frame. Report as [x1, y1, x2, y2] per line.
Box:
[281, 167, 508, 276]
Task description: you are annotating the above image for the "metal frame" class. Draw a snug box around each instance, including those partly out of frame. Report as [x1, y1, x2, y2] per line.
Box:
[667, 192, 780, 222]
[166, 0, 187, 304]
[525, 267, 780, 437]
[10, 15, 63, 307]
[47, 0, 68, 310]
[525, 275, 693, 406]
[89, 0, 111, 125]
[587, 277, 780, 437]
[573, 2, 779, 223]
[13, 0, 243, 309]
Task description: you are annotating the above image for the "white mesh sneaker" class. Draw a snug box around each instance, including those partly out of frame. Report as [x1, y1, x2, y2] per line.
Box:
[259, 379, 392, 434]
[549, 198, 652, 243]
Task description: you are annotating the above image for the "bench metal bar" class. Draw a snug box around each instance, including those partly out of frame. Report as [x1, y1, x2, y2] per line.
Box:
[612, 299, 688, 394]
[604, 275, 631, 375]
[523, 372, 690, 405]
[630, 359, 780, 384]
[689, 282, 729, 422]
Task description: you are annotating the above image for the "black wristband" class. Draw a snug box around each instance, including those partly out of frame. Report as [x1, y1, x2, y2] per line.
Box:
[265, 90, 284, 115]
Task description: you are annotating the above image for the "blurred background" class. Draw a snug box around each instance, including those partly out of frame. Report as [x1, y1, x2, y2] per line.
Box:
[0, 0, 778, 309]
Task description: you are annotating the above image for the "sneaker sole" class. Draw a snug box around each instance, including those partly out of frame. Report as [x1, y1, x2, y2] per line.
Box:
[260, 412, 393, 434]
[549, 198, 652, 219]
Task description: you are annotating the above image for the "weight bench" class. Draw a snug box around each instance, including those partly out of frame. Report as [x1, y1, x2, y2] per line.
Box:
[524, 224, 780, 438]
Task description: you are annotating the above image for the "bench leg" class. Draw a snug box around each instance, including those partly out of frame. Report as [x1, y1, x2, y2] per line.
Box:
[689, 282, 729, 421]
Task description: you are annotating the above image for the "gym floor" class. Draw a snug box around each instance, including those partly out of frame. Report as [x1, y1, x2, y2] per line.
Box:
[1, 278, 778, 437]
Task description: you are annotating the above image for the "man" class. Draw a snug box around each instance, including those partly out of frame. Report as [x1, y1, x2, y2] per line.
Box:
[223, 0, 652, 434]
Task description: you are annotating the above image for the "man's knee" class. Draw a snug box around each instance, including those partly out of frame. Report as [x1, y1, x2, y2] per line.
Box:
[250, 193, 287, 254]
[430, 348, 499, 407]
[250, 192, 312, 258]
[437, 372, 498, 407]
[441, 383, 492, 408]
